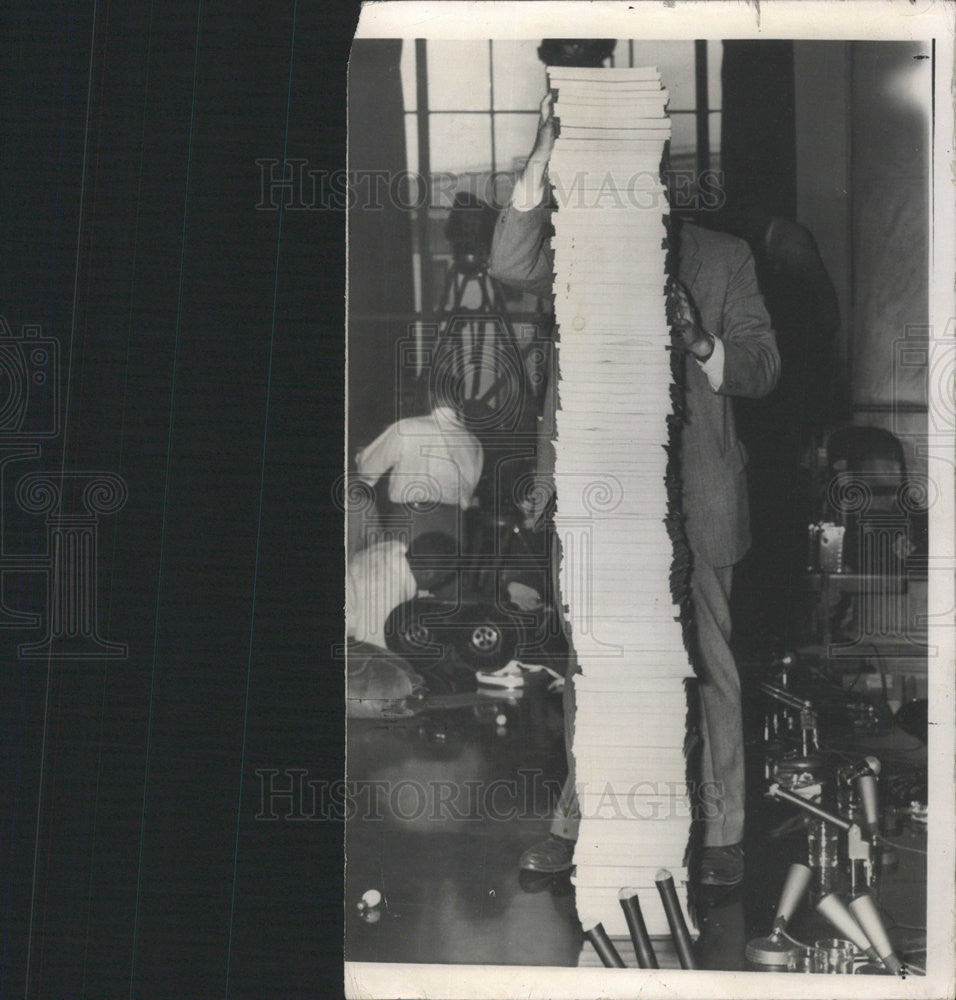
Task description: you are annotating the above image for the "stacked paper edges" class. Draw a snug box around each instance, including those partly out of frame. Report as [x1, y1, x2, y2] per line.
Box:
[547, 65, 695, 941]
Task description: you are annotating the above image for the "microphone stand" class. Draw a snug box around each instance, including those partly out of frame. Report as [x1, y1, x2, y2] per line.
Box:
[766, 783, 879, 894]
[760, 682, 819, 755]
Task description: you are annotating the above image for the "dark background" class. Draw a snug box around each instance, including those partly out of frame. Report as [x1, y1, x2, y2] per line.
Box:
[0, 2, 354, 996]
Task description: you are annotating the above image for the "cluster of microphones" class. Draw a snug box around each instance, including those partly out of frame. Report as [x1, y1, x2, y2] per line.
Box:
[582, 863, 905, 974]
[582, 869, 699, 970]
[583, 756, 911, 974]
[745, 861, 904, 974]
[752, 755, 909, 975]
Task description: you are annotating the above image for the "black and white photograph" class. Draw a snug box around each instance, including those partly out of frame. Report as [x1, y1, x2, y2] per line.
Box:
[345, 3, 954, 997]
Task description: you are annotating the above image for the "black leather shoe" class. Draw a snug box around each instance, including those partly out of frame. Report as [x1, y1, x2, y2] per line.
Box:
[698, 843, 744, 887]
[519, 834, 575, 874]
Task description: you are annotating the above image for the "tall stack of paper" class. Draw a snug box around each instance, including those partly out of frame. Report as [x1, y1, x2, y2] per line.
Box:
[547, 66, 695, 940]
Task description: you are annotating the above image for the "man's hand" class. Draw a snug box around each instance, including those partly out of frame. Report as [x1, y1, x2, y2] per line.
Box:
[668, 278, 715, 360]
[528, 92, 556, 166]
[511, 92, 555, 211]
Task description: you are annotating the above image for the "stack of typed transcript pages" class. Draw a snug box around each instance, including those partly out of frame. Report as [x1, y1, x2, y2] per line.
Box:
[547, 65, 696, 938]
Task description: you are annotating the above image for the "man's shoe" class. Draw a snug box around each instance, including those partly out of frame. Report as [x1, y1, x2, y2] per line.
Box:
[698, 844, 744, 887]
[519, 834, 575, 874]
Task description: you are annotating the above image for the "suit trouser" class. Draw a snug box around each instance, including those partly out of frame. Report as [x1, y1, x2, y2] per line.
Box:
[549, 556, 745, 849]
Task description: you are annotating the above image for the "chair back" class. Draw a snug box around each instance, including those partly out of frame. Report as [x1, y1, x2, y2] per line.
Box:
[825, 425, 906, 519]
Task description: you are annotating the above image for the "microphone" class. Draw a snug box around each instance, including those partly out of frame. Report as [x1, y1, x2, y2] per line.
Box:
[842, 756, 881, 782]
[618, 888, 658, 968]
[745, 863, 811, 967]
[581, 918, 626, 968]
[816, 892, 880, 963]
[772, 862, 812, 934]
[849, 892, 903, 974]
[856, 772, 880, 842]
[655, 869, 698, 970]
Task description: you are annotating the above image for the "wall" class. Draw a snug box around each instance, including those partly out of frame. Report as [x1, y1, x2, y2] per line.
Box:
[794, 40, 931, 677]
[794, 40, 931, 477]
[793, 41, 852, 388]
[849, 41, 931, 476]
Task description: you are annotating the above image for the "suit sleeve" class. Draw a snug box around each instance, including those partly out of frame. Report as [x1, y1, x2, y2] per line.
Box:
[487, 203, 554, 299]
[718, 241, 781, 400]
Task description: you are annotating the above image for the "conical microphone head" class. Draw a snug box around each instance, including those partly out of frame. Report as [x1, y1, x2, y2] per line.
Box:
[816, 893, 875, 956]
[773, 863, 812, 930]
[864, 755, 881, 776]
[849, 893, 903, 974]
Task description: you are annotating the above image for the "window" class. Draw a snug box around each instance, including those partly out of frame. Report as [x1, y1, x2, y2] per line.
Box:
[401, 40, 722, 317]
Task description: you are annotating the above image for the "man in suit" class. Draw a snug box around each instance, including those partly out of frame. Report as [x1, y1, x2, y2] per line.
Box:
[488, 95, 780, 886]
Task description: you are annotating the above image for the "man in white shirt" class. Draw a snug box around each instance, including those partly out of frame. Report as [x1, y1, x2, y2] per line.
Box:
[355, 405, 484, 546]
[346, 538, 418, 651]
[346, 531, 458, 651]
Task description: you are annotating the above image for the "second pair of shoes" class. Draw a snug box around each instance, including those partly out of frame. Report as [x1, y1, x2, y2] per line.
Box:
[519, 836, 744, 886]
[519, 833, 575, 874]
[698, 843, 744, 887]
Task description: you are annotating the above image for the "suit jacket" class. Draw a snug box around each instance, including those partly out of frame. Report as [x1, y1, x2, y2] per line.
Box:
[488, 203, 780, 568]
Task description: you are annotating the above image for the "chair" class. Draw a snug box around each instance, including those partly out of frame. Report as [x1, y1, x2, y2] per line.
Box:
[826, 423, 906, 500]
[807, 425, 922, 661]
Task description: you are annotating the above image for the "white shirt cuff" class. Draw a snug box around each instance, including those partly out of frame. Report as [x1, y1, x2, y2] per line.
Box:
[696, 336, 725, 391]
